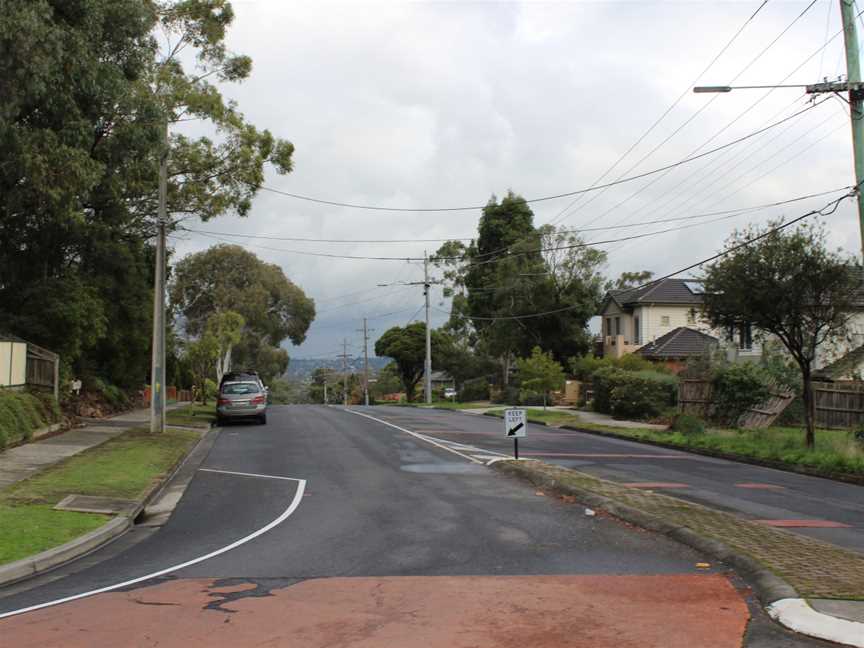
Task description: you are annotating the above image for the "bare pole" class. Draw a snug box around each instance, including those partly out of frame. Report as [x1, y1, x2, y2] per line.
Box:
[357, 318, 374, 406]
[424, 251, 432, 405]
[149, 118, 168, 434]
[840, 0, 864, 255]
[340, 339, 350, 406]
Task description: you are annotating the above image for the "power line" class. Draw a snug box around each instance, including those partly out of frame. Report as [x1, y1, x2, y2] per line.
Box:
[255, 100, 822, 214]
[541, 0, 771, 228]
[432, 191, 854, 322]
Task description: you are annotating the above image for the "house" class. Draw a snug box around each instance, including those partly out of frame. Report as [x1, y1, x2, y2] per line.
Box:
[634, 327, 719, 373]
[598, 278, 760, 362]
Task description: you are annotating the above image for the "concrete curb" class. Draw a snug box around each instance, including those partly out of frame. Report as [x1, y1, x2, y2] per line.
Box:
[491, 459, 862, 647]
[558, 423, 864, 486]
[0, 423, 213, 589]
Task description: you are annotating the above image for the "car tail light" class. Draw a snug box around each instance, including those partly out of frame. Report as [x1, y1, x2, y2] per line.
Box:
[251, 395, 266, 405]
[217, 398, 230, 406]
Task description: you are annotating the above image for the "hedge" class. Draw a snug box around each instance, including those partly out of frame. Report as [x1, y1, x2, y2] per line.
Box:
[0, 391, 59, 449]
[609, 371, 678, 420]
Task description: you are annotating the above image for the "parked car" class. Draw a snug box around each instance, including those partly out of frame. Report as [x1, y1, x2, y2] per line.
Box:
[217, 379, 268, 425]
[444, 387, 457, 399]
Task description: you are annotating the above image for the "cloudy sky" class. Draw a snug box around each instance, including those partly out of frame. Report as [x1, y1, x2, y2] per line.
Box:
[170, 0, 861, 359]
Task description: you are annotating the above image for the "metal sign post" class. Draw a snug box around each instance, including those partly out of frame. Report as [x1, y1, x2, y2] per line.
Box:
[504, 408, 527, 459]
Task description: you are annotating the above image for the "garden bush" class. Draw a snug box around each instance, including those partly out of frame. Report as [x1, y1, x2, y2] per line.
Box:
[591, 367, 628, 414]
[458, 379, 489, 402]
[670, 413, 705, 436]
[712, 362, 771, 426]
[608, 371, 678, 420]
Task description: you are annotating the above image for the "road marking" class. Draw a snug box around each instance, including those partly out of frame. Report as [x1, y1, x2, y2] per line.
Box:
[343, 409, 508, 464]
[755, 519, 851, 528]
[0, 477, 307, 620]
[622, 482, 689, 489]
[519, 452, 688, 459]
[199, 467, 302, 482]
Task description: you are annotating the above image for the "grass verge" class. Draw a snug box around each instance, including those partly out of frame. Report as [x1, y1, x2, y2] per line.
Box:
[166, 403, 217, 428]
[0, 390, 59, 449]
[0, 426, 199, 566]
[568, 421, 864, 478]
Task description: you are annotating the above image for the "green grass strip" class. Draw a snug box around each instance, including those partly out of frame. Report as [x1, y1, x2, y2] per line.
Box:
[0, 505, 105, 565]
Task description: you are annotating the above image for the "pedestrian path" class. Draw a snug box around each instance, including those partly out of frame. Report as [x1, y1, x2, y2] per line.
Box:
[0, 404, 188, 489]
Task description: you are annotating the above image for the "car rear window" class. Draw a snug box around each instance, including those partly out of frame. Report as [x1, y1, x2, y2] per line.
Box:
[221, 382, 261, 395]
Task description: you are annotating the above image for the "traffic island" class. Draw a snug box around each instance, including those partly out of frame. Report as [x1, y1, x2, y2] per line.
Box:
[0, 426, 205, 586]
[492, 459, 864, 647]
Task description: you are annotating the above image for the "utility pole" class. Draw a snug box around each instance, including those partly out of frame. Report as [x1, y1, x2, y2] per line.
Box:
[357, 318, 374, 406]
[338, 340, 351, 406]
[323, 376, 328, 405]
[149, 119, 168, 434]
[840, 0, 864, 255]
[423, 251, 432, 405]
[694, 2, 864, 255]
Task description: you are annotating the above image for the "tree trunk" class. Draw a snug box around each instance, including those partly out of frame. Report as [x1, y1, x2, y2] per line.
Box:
[543, 391, 547, 411]
[802, 365, 815, 449]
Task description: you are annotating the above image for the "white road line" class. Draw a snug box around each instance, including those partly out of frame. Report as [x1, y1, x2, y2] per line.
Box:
[0, 477, 307, 620]
[199, 467, 302, 482]
[344, 409, 496, 464]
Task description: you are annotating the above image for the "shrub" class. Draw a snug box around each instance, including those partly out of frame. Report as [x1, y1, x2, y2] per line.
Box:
[569, 356, 608, 381]
[615, 354, 661, 373]
[712, 362, 772, 426]
[609, 371, 678, 420]
[458, 379, 489, 402]
[671, 413, 705, 436]
[591, 367, 627, 414]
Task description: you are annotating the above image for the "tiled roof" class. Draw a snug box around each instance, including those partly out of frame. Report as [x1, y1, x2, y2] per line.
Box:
[635, 327, 718, 359]
[607, 278, 704, 308]
[814, 343, 864, 380]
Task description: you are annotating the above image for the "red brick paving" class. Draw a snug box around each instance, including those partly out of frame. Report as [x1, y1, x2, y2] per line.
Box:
[0, 575, 748, 648]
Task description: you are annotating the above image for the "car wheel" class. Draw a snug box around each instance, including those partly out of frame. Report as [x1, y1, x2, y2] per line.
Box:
[259, 413, 267, 425]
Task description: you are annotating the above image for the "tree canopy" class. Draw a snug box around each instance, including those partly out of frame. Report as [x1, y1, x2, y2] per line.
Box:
[0, 0, 295, 391]
[170, 245, 315, 383]
[701, 221, 861, 448]
[516, 346, 565, 409]
[374, 322, 449, 402]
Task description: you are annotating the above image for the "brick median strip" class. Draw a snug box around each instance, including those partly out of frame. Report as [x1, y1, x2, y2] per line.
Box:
[492, 459, 864, 600]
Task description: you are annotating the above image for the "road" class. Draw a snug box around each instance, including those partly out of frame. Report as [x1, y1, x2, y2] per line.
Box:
[362, 406, 864, 553]
[0, 405, 835, 647]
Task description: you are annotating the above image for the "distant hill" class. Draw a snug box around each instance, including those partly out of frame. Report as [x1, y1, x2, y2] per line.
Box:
[284, 356, 390, 380]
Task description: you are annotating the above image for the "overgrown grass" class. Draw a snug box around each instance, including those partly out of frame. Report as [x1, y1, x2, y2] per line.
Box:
[0, 390, 59, 449]
[165, 403, 217, 429]
[0, 426, 199, 566]
[566, 422, 864, 476]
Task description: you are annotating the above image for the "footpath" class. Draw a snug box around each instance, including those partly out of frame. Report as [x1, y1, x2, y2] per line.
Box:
[0, 403, 212, 587]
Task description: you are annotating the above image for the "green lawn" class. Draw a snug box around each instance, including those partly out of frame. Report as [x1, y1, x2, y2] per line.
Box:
[166, 403, 217, 429]
[0, 426, 200, 566]
[567, 421, 864, 477]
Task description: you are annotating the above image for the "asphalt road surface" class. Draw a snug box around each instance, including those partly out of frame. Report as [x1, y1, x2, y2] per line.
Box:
[0, 405, 838, 647]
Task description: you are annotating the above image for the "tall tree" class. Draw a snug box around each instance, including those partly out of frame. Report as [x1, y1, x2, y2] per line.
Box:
[170, 244, 315, 375]
[612, 271, 654, 291]
[374, 322, 448, 402]
[701, 221, 861, 448]
[0, 1, 295, 390]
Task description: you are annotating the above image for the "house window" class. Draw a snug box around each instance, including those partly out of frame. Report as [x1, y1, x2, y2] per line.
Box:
[615, 317, 621, 336]
[726, 323, 753, 350]
[661, 315, 670, 326]
[606, 318, 612, 337]
[634, 316, 640, 344]
[687, 310, 696, 325]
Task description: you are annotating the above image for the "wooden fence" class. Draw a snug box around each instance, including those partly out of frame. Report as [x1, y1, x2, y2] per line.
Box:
[813, 381, 864, 429]
[677, 379, 793, 429]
